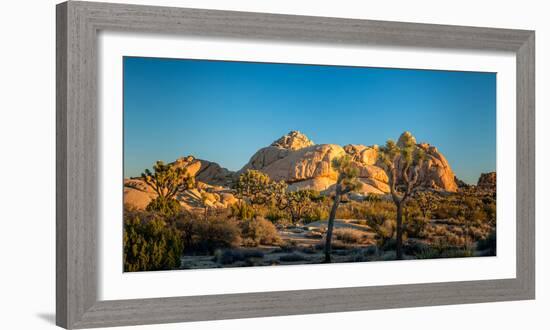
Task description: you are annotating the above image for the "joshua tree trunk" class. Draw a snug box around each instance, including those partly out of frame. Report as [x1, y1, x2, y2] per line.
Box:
[396, 202, 404, 260]
[324, 192, 341, 263]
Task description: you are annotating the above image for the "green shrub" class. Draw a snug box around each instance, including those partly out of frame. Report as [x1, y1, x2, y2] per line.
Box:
[380, 238, 397, 251]
[302, 206, 329, 224]
[123, 215, 183, 272]
[334, 229, 365, 244]
[364, 209, 395, 247]
[176, 216, 241, 253]
[265, 206, 288, 224]
[145, 196, 182, 218]
[240, 217, 281, 246]
[230, 202, 255, 220]
[415, 247, 440, 259]
[404, 217, 429, 238]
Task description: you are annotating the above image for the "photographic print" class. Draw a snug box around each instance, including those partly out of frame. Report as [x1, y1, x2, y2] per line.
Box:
[122, 57, 497, 272]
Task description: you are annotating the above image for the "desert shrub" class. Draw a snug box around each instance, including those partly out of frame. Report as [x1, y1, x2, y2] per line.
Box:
[477, 229, 496, 255]
[315, 240, 348, 251]
[230, 202, 255, 220]
[380, 238, 397, 251]
[364, 194, 382, 203]
[302, 205, 329, 224]
[240, 217, 281, 247]
[123, 215, 183, 272]
[433, 202, 462, 219]
[335, 204, 356, 219]
[334, 229, 365, 244]
[175, 216, 241, 253]
[279, 253, 306, 262]
[404, 217, 429, 238]
[433, 225, 447, 236]
[403, 240, 430, 255]
[265, 206, 288, 224]
[146, 196, 182, 218]
[214, 249, 244, 264]
[415, 247, 441, 259]
[484, 202, 497, 225]
[364, 210, 395, 247]
[200, 218, 242, 252]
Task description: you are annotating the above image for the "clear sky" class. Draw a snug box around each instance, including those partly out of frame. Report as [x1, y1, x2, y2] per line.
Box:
[123, 56, 496, 184]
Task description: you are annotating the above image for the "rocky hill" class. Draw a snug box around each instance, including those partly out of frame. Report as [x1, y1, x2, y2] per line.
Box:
[124, 131, 459, 211]
[477, 172, 496, 190]
[241, 131, 457, 194]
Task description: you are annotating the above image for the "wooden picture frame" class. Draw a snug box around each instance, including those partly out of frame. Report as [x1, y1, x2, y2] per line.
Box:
[56, 1, 535, 328]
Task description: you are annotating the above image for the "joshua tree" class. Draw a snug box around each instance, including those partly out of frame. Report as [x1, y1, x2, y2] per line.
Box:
[272, 181, 315, 224]
[378, 132, 427, 260]
[141, 161, 194, 199]
[141, 161, 195, 216]
[234, 170, 274, 211]
[324, 155, 362, 263]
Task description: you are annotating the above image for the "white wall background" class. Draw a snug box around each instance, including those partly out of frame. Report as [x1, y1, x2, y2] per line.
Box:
[0, 0, 547, 329]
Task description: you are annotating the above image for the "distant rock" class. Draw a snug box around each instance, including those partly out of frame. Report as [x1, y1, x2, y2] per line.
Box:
[270, 130, 314, 150]
[171, 156, 235, 187]
[477, 172, 496, 190]
[416, 142, 458, 192]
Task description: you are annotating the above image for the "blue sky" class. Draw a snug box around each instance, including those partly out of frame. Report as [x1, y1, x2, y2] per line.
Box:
[123, 57, 496, 184]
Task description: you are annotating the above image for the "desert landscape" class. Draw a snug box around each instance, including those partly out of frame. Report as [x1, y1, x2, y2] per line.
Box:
[123, 131, 496, 271]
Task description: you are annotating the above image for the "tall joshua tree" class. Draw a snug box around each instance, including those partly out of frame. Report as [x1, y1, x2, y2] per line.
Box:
[272, 180, 315, 224]
[141, 161, 194, 199]
[141, 161, 194, 216]
[324, 155, 362, 263]
[234, 169, 274, 211]
[378, 132, 426, 260]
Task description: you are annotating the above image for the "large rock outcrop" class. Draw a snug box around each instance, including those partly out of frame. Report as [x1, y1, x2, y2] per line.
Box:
[241, 132, 390, 194]
[171, 156, 235, 187]
[241, 131, 458, 194]
[415, 141, 458, 192]
[123, 178, 238, 211]
[123, 156, 237, 211]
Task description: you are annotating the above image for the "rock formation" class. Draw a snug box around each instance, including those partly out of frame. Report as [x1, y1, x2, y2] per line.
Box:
[241, 131, 457, 194]
[477, 172, 496, 190]
[124, 130, 462, 211]
[171, 155, 235, 187]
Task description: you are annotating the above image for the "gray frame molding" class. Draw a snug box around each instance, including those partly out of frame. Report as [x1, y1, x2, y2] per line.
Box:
[56, 1, 535, 328]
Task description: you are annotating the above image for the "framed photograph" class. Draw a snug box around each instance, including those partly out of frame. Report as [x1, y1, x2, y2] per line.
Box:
[56, 1, 535, 328]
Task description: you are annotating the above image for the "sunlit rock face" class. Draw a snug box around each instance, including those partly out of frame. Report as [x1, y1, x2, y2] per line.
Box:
[124, 131, 461, 211]
[241, 131, 458, 195]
